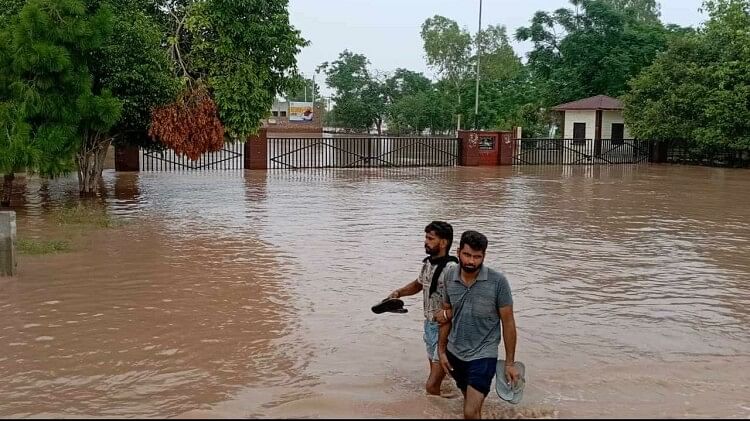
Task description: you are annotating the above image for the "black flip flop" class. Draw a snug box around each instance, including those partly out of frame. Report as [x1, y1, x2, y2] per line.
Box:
[371, 298, 408, 314]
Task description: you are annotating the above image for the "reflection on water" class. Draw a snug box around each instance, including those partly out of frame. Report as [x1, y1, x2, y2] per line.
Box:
[1, 164, 749, 418]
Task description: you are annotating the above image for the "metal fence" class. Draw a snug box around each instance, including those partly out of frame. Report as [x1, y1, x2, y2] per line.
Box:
[514, 138, 651, 165]
[133, 136, 750, 171]
[140, 142, 244, 171]
[666, 142, 750, 168]
[268, 137, 460, 169]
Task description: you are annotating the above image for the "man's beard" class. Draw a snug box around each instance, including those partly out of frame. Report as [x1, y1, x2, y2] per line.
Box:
[425, 244, 439, 256]
[461, 263, 481, 273]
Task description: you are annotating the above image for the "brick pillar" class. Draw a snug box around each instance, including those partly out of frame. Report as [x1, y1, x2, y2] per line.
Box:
[498, 131, 515, 165]
[458, 130, 480, 166]
[115, 145, 140, 171]
[245, 128, 268, 170]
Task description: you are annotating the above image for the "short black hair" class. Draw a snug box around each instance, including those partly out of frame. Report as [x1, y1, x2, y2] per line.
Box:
[459, 230, 488, 253]
[425, 221, 453, 250]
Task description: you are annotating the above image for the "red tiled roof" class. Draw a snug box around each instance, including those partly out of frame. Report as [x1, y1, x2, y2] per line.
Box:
[551, 95, 624, 111]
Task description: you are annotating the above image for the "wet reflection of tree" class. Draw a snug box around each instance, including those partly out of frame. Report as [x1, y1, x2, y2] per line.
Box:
[0, 188, 313, 417]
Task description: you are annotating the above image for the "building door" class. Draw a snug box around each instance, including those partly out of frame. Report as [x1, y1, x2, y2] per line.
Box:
[611, 123, 624, 144]
[573, 123, 586, 145]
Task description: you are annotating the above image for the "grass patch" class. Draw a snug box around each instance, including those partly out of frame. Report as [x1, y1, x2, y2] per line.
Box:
[52, 205, 125, 228]
[18, 239, 70, 255]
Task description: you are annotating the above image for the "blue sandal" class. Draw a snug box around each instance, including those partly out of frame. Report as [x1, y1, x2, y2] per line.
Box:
[495, 360, 526, 404]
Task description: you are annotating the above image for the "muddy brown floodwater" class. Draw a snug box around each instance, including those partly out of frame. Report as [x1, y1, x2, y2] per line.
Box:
[1, 164, 748, 418]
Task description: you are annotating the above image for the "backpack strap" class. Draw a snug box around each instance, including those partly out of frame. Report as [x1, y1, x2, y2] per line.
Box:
[428, 255, 459, 297]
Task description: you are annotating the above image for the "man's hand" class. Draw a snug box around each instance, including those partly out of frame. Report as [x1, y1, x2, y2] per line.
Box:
[434, 308, 451, 324]
[505, 363, 520, 386]
[388, 290, 400, 299]
[439, 351, 453, 375]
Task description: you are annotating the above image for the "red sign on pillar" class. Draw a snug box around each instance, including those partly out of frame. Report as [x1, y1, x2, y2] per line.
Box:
[459, 130, 516, 166]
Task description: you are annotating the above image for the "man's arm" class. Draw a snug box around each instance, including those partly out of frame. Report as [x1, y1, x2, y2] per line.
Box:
[499, 305, 518, 384]
[389, 279, 422, 298]
[433, 307, 452, 324]
[438, 302, 453, 373]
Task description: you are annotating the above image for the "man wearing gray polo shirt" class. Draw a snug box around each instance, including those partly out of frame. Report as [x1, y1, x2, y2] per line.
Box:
[438, 230, 519, 419]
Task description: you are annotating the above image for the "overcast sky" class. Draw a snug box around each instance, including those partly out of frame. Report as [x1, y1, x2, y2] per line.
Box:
[288, 0, 707, 96]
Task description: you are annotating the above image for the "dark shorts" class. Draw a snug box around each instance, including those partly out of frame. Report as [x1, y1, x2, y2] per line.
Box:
[446, 350, 496, 396]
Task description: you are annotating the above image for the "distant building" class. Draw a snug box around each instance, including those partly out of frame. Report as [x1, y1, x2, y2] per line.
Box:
[551, 95, 631, 140]
[262, 99, 322, 134]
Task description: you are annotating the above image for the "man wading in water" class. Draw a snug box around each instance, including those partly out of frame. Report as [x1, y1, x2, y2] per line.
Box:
[438, 230, 519, 419]
[388, 221, 458, 395]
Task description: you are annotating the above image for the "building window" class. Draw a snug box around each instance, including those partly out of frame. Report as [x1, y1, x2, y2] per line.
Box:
[611, 123, 624, 145]
[272, 111, 279, 117]
[280, 111, 287, 117]
[573, 122, 586, 145]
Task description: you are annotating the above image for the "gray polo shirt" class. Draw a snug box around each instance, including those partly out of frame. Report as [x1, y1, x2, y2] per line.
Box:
[441, 264, 513, 361]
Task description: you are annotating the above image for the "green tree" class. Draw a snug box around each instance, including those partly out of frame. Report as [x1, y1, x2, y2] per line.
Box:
[0, 2, 28, 207]
[388, 88, 454, 135]
[385, 68, 432, 102]
[516, 0, 671, 107]
[0, 103, 35, 207]
[477, 25, 524, 82]
[163, 0, 308, 139]
[421, 15, 472, 128]
[362, 75, 389, 135]
[284, 75, 320, 102]
[0, 0, 24, 27]
[602, 0, 661, 23]
[384, 69, 442, 135]
[318, 51, 371, 96]
[623, 0, 750, 149]
[0, 0, 123, 197]
[0, 0, 177, 198]
[90, 1, 180, 150]
[389, 93, 429, 134]
[329, 96, 374, 133]
[461, 24, 527, 130]
[319, 50, 388, 134]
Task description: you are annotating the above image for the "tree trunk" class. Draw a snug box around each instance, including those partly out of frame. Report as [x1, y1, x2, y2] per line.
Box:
[376, 119, 382, 136]
[1, 173, 14, 208]
[76, 134, 111, 197]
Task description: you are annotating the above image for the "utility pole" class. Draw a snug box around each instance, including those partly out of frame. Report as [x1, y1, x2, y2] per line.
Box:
[474, 0, 483, 130]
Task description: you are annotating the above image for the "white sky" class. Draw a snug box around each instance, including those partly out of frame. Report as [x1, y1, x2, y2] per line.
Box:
[288, 0, 707, 96]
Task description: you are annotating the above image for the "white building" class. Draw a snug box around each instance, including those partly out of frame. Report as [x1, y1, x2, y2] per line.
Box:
[551, 95, 631, 141]
[514, 95, 643, 164]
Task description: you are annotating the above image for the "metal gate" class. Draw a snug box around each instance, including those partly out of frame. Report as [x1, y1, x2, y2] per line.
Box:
[513, 139, 651, 165]
[268, 137, 459, 169]
[140, 142, 244, 171]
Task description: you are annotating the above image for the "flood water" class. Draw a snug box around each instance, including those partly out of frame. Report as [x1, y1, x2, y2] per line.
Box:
[1, 164, 749, 418]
